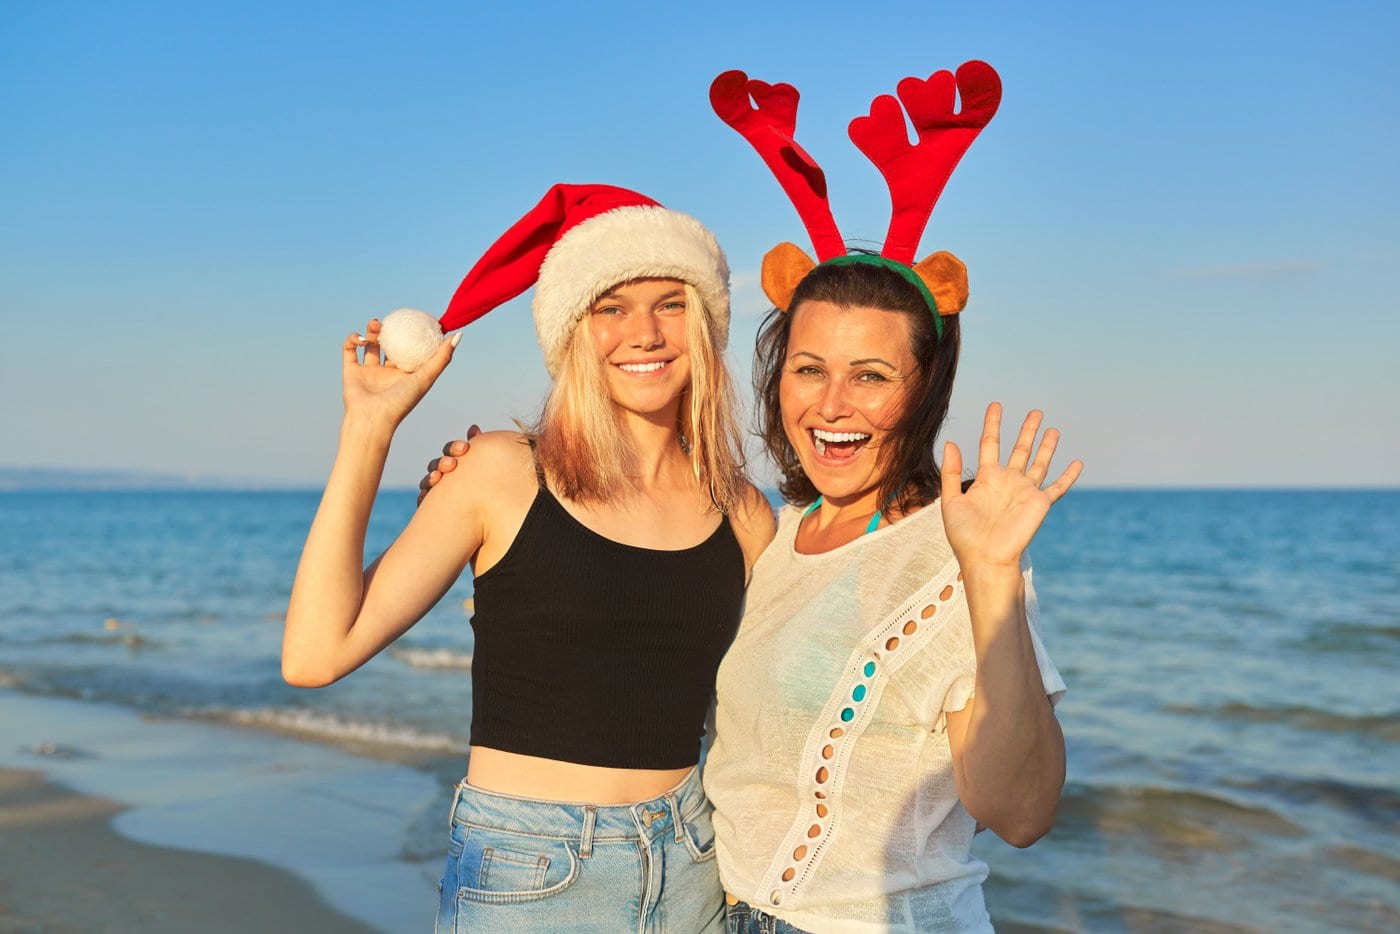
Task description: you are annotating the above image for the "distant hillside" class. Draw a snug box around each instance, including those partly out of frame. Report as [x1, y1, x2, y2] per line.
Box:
[0, 467, 268, 491]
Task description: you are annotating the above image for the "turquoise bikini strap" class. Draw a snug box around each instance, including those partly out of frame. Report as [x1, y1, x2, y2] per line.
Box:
[803, 496, 883, 535]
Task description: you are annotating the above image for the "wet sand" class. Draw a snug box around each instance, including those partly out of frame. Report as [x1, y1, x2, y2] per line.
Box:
[0, 692, 443, 933]
[0, 766, 380, 934]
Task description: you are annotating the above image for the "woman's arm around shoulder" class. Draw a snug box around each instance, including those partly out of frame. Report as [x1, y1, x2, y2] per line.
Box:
[416, 430, 539, 576]
[729, 482, 777, 583]
[282, 429, 533, 688]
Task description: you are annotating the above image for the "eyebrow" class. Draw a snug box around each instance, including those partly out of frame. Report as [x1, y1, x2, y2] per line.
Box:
[849, 357, 897, 371]
[790, 351, 897, 371]
[593, 288, 686, 305]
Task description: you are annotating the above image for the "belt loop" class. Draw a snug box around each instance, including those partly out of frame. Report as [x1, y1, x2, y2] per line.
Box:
[580, 805, 597, 859]
[447, 782, 465, 831]
[665, 792, 683, 843]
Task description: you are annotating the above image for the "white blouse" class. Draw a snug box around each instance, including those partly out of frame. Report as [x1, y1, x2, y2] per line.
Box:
[704, 502, 1066, 933]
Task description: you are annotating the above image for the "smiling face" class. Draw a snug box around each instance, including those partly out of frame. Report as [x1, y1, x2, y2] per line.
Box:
[586, 277, 692, 422]
[779, 299, 919, 505]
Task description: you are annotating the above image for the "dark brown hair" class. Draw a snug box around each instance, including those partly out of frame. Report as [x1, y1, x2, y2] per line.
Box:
[753, 259, 961, 513]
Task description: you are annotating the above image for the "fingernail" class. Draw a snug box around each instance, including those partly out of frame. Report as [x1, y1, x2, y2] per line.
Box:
[353, 333, 364, 343]
[450, 332, 462, 347]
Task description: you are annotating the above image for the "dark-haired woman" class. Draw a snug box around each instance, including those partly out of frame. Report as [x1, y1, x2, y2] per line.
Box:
[703, 259, 1079, 934]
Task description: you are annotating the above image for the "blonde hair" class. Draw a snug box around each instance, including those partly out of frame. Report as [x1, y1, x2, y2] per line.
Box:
[530, 283, 746, 512]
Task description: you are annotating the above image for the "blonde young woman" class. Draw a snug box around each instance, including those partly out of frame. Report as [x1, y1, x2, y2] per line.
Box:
[283, 185, 774, 934]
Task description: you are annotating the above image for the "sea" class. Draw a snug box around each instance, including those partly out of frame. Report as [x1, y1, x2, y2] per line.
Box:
[0, 489, 1396, 933]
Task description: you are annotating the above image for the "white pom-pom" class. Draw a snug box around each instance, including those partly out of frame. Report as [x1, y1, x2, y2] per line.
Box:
[377, 308, 444, 373]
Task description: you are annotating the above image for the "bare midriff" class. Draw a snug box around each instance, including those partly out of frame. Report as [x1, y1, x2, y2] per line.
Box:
[465, 746, 695, 804]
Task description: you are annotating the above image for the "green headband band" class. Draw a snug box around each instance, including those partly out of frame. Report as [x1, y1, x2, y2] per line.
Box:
[816, 254, 943, 341]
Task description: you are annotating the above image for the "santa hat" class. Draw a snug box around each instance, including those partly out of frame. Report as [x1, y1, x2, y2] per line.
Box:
[378, 183, 730, 375]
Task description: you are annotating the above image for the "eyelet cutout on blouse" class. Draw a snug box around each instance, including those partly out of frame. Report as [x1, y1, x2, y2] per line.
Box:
[760, 565, 966, 907]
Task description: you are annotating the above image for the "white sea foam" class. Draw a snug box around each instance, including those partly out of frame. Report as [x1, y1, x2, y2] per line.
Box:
[203, 707, 463, 753]
[389, 646, 473, 670]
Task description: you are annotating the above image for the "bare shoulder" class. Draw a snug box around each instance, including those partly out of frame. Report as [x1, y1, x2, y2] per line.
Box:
[427, 430, 540, 572]
[430, 430, 537, 504]
[449, 430, 534, 470]
[729, 482, 777, 577]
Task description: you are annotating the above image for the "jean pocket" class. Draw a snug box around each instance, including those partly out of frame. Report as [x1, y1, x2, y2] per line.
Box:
[681, 803, 718, 862]
[435, 851, 460, 931]
[435, 827, 467, 932]
[454, 824, 581, 905]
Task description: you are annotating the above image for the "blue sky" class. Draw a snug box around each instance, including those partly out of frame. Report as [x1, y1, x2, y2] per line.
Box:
[3, 0, 1397, 487]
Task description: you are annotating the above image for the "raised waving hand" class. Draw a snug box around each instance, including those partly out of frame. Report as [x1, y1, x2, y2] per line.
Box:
[940, 403, 1082, 569]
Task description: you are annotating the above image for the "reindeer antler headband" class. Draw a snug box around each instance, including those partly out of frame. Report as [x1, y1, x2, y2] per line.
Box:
[710, 61, 1002, 339]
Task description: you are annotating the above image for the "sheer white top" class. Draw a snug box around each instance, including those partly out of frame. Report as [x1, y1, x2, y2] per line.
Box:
[704, 502, 1066, 933]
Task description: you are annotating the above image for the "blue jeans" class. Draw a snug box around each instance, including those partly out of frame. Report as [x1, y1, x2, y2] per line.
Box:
[725, 900, 812, 934]
[435, 768, 724, 933]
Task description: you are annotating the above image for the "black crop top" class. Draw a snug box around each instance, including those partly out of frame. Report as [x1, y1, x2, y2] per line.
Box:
[468, 484, 746, 769]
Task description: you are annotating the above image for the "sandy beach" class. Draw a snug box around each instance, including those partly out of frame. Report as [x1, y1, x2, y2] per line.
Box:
[0, 691, 447, 933]
[0, 767, 381, 933]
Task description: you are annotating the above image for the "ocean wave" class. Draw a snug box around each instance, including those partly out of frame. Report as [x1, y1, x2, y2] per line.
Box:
[25, 631, 159, 650]
[19, 741, 97, 760]
[1166, 701, 1400, 742]
[983, 866, 1268, 934]
[1299, 621, 1400, 654]
[1055, 782, 1304, 850]
[1324, 843, 1400, 882]
[1221, 774, 1400, 827]
[388, 646, 473, 671]
[195, 707, 465, 753]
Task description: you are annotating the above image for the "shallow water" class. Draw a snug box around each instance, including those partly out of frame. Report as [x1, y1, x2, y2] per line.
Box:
[1, 489, 1396, 932]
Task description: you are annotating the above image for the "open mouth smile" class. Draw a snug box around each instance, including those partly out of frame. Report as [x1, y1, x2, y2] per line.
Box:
[616, 360, 672, 375]
[810, 428, 872, 460]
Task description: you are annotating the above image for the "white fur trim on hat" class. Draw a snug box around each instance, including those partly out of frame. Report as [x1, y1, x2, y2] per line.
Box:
[532, 205, 730, 377]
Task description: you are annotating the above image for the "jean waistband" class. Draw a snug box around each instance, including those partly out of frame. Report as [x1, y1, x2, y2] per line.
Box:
[449, 767, 707, 849]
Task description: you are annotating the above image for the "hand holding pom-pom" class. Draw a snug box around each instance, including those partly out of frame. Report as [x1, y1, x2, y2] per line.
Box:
[343, 314, 457, 432]
[377, 308, 445, 372]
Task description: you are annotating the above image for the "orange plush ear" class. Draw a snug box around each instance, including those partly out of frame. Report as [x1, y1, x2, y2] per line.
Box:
[761, 242, 817, 311]
[912, 250, 968, 316]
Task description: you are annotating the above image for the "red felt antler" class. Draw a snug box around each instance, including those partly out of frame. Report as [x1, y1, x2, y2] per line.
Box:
[848, 60, 1002, 264]
[709, 70, 846, 262]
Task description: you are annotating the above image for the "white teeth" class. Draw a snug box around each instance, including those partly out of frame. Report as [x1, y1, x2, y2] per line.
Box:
[812, 429, 871, 443]
[619, 361, 667, 373]
[811, 428, 871, 457]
